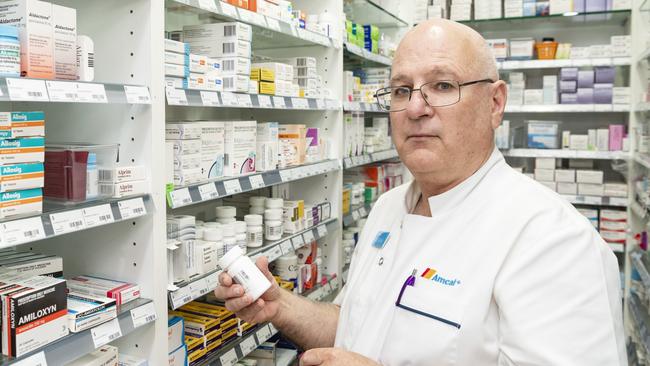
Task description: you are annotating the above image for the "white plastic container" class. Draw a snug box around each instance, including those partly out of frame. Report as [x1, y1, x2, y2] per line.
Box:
[222, 223, 237, 252]
[264, 208, 284, 241]
[215, 206, 237, 220]
[195, 226, 204, 240]
[249, 196, 267, 208]
[245, 214, 264, 248]
[203, 222, 221, 229]
[250, 206, 266, 216]
[234, 221, 247, 250]
[218, 246, 271, 301]
[203, 227, 223, 259]
[275, 253, 298, 281]
[265, 198, 284, 209]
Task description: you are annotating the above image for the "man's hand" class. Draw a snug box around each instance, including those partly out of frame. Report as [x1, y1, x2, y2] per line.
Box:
[299, 348, 380, 366]
[213, 256, 282, 324]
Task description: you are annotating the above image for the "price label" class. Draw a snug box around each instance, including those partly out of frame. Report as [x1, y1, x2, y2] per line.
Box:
[76, 83, 108, 103]
[594, 104, 612, 112]
[189, 278, 210, 299]
[267, 245, 283, 261]
[170, 188, 192, 207]
[220, 92, 238, 106]
[220, 2, 239, 18]
[199, 91, 220, 106]
[317, 225, 328, 238]
[118, 197, 147, 219]
[240, 336, 258, 354]
[272, 96, 286, 108]
[46, 80, 78, 102]
[1, 217, 46, 246]
[343, 157, 352, 168]
[6, 78, 49, 101]
[249, 174, 265, 189]
[289, 26, 299, 37]
[266, 17, 281, 31]
[292, 97, 309, 109]
[220, 349, 238, 366]
[249, 12, 267, 26]
[13, 351, 47, 366]
[224, 179, 242, 195]
[303, 230, 315, 243]
[352, 211, 360, 221]
[236, 93, 252, 107]
[50, 210, 86, 235]
[584, 196, 602, 205]
[170, 286, 192, 309]
[124, 85, 151, 104]
[591, 58, 610, 66]
[281, 240, 294, 254]
[258, 94, 273, 108]
[205, 271, 221, 291]
[166, 87, 188, 105]
[316, 99, 325, 109]
[91, 318, 122, 348]
[199, 183, 219, 201]
[279, 169, 293, 181]
[237, 8, 254, 22]
[130, 301, 157, 328]
[290, 235, 304, 248]
[198, 0, 218, 11]
[256, 325, 272, 343]
[82, 204, 115, 228]
[325, 99, 338, 110]
[268, 323, 277, 334]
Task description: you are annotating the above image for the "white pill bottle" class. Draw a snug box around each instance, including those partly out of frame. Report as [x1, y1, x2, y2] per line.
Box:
[218, 246, 271, 301]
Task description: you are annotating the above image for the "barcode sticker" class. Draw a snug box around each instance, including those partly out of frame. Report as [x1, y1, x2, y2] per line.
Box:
[249, 174, 265, 189]
[170, 286, 192, 309]
[220, 349, 238, 366]
[258, 95, 272, 108]
[198, 0, 218, 11]
[200, 91, 221, 106]
[82, 204, 115, 228]
[256, 325, 273, 342]
[240, 336, 257, 354]
[236, 93, 252, 107]
[13, 351, 47, 366]
[91, 318, 122, 348]
[317, 225, 328, 238]
[273, 96, 286, 108]
[220, 2, 239, 18]
[50, 209, 86, 235]
[266, 17, 281, 31]
[6, 78, 49, 101]
[199, 183, 219, 201]
[130, 301, 157, 328]
[224, 179, 242, 195]
[170, 188, 192, 208]
[291, 235, 304, 248]
[292, 98, 309, 109]
[124, 85, 151, 104]
[279, 169, 293, 182]
[76, 83, 108, 103]
[281, 240, 294, 254]
[221, 92, 238, 106]
[46, 80, 78, 102]
[303, 230, 315, 243]
[1, 217, 46, 246]
[118, 197, 147, 219]
[205, 271, 221, 291]
[166, 87, 188, 105]
[189, 278, 210, 299]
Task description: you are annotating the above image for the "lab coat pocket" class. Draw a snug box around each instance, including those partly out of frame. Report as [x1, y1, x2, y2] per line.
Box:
[397, 283, 463, 329]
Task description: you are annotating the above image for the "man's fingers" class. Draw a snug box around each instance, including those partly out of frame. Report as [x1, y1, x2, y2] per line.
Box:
[224, 294, 254, 312]
[300, 348, 332, 366]
[213, 283, 244, 300]
[219, 272, 233, 287]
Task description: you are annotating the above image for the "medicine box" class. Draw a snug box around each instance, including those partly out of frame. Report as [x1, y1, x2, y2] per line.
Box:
[576, 170, 604, 184]
[578, 183, 604, 196]
[67, 292, 117, 333]
[223, 121, 257, 176]
[0, 137, 45, 165]
[165, 51, 189, 66]
[99, 180, 148, 198]
[165, 63, 190, 78]
[174, 154, 201, 170]
[600, 220, 626, 231]
[539, 181, 557, 191]
[166, 123, 202, 140]
[165, 39, 190, 55]
[535, 158, 556, 169]
[119, 354, 148, 366]
[169, 345, 188, 366]
[220, 57, 251, 76]
[0, 188, 42, 218]
[67, 345, 119, 366]
[557, 182, 577, 195]
[2, 254, 62, 277]
[98, 165, 146, 184]
[0, 163, 44, 192]
[172, 139, 201, 156]
[535, 169, 555, 182]
[555, 169, 575, 182]
[570, 135, 588, 150]
[601, 209, 627, 222]
[66, 275, 141, 306]
[183, 22, 253, 43]
[174, 168, 202, 186]
[222, 75, 250, 93]
[527, 121, 559, 149]
[52, 4, 77, 80]
[604, 183, 627, 197]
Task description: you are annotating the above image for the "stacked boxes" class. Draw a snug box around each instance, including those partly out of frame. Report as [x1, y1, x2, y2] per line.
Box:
[167, 215, 198, 283]
[223, 121, 256, 176]
[166, 122, 202, 186]
[200, 122, 226, 179]
[450, 0, 472, 21]
[531, 158, 628, 198]
[507, 72, 525, 105]
[251, 62, 296, 97]
[278, 124, 306, 168]
[286, 57, 320, 98]
[168, 316, 186, 366]
[0, 111, 45, 218]
[98, 165, 148, 198]
[363, 25, 379, 54]
[66, 275, 140, 306]
[599, 209, 627, 245]
[164, 39, 222, 91]
[256, 122, 279, 172]
[474, 0, 503, 19]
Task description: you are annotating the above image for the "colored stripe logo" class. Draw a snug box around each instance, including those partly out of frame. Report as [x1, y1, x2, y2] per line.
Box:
[421, 268, 437, 279]
[420, 267, 461, 287]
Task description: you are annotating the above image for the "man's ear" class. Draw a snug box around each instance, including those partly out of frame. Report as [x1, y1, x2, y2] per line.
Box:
[490, 80, 507, 130]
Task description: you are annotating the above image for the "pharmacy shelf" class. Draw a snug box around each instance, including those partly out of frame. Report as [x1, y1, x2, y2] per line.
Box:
[169, 218, 338, 309]
[195, 322, 279, 366]
[632, 200, 646, 219]
[166, 88, 342, 110]
[343, 101, 387, 113]
[561, 195, 628, 207]
[276, 348, 299, 366]
[497, 57, 631, 70]
[505, 104, 631, 113]
[628, 293, 650, 358]
[638, 48, 650, 63]
[167, 159, 340, 209]
[304, 274, 340, 302]
[637, 102, 650, 112]
[501, 148, 629, 160]
[166, 0, 335, 49]
[0, 298, 155, 366]
[343, 149, 399, 169]
[632, 253, 650, 290]
[0, 78, 151, 104]
[344, 42, 392, 67]
[343, 0, 409, 28]
[635, 153, 650, 169]
[0, 194, 153, 248]
[343, 203, 372, 227]
[609, 243, 625, 253]
[458, 10, 632, 32]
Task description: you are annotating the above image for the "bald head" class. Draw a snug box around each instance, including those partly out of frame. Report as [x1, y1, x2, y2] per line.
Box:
[395, 19, 499, 82]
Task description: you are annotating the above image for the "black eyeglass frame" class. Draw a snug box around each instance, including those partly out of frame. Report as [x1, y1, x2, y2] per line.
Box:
[374, 78, 496, 112]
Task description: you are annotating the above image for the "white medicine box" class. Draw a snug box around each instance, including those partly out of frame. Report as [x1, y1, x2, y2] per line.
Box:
[576, 170, 604, 184]
[535, 157, 556, 170]
[534, 169, 555, 182]
[555, 169, 575, 183]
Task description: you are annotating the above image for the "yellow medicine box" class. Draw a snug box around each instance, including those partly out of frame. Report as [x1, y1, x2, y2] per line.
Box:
[250, 67, 275, 82]
[259, 81, 276, 95]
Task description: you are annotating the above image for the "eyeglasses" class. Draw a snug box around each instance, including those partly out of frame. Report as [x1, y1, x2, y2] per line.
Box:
[374, 79, 495, 112]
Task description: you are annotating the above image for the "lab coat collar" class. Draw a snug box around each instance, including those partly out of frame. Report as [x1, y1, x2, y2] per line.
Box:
[405, 147, 504, 217]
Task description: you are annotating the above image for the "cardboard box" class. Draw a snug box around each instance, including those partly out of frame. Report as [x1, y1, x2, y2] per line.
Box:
[52, 4, 77, 80]
[0, 188, 42, 219]
[555, 169, 575, 183]
[535, 157, 556, 169]
[578, 183, 604, 196]
[67, 292, 117, 333]
[223, 121, 256, 176]
[535, 169, 555, 182]
[67, 345, 119, 366]
[576, 170, 604, 184]
[557, 182, 577, 195]
[98, 165, 147, 184]
[0, 163, 44, 192]
[66, 275, 140, 306]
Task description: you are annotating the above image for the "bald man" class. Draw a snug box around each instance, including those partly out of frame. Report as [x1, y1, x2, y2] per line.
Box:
[215, 19, 627, 366]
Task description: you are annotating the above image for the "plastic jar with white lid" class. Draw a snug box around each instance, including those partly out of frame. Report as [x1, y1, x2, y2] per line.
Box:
[0, 25, 20, 77]
[249, 206, 265, 216]
[218, 246, 271, 301]
[195, 220, 204, 226]
[343, 232, 355, 241]
[264, 209, 284, 241]
[244, 214, 264, 248]
[215, 206, 236, 224]
[222, 223, 237, 252]
[275, 253, 298, 281]
[265, 198, 284, 209]
[204, 227, 224, 260]
[195, 227, 204, 240]
[249, 196, 267, 208]
[203, 222, 221, 229]
[234, 221, 247, 250]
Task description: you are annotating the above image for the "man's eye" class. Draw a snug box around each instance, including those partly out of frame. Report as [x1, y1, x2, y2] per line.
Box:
[392, 88, 410, 97]
[434, 82, 454, 91]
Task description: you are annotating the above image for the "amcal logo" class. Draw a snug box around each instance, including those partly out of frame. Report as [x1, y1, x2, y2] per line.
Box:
[421, 268, 461, 286]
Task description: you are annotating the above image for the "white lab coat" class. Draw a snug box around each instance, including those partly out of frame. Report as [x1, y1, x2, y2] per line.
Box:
[334, 148, 627, 366]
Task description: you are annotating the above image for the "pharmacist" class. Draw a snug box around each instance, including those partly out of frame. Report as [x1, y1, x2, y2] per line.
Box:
[215, 19, 626, 366]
